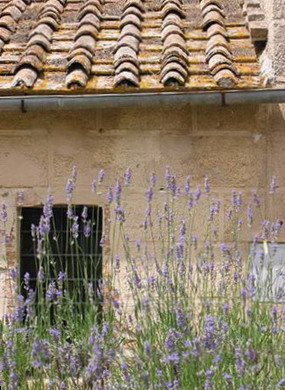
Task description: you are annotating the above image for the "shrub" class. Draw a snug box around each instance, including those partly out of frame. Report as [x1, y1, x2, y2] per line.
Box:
[0, 167, 284, 389]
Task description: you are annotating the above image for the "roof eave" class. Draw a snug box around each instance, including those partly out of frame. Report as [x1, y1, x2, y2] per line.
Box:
[0, 88, 284, 112]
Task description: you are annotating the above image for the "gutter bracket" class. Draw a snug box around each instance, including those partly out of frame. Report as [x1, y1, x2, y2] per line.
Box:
[21, 99, 27, 113]
[221, 92, 227, 107]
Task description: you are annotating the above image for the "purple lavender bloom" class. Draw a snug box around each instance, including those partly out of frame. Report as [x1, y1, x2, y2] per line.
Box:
[9, 371, 19, 389]
[58, 271, 66, 281]
[9, 267, 18, 280]
[162, 353, 180, 365]
[235, 347, 245, 375]
[214, 354, 221, 365]
[43, 194, 54, 219]
[150, 172, 157, 187]
[245, 346, 258, 363]
[71, 216, 79, 239]
[49, 328, 60, 340]
[115, 179, 122, 204]
[272, 306, 278, 321]
[31, 339, 51, 368]
[203, 315, 217, 350]
[194, 187, 201, 201]
[17, 191, 25, 205]
[240, 288, 248, 298]
[65, 178, 75, 201]
[24, 272, 30, 288]
[124, 167, 132, 185]
[169, 176, 177, 195]
[98, 169, 105, 184]
[39, 215, 50, 235]
[84, 220, 91, 238]
[232, 189, 242, 208]
[270, 175, 278, 194]
[204, 369, 214, 390]
[277, 379, 285, 387]
[46, 281, 61, 301]
[144, 340, 151, 356]
[188, 197, 194, 209]
[13, 294, 25, 322]
[0, 202, 8, 222]
[145, 187, 153, 203]
[164, 329, 180, 351]
[47, 380, 55, 389]
[223, 373, 233, 384]
[176, 308, 187, 329]
[105, 186, 113, 204]
[115, 207, 125, 223]
[222, 303, 230, 314]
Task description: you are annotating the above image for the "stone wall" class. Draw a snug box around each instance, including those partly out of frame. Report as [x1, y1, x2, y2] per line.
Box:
[260, 0, 285, 86]
[0, 101, 285, 317]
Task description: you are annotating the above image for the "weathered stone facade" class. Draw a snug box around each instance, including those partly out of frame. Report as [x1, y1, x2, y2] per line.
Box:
[1, 0, 285, 317]
[0, 98, 285, 317]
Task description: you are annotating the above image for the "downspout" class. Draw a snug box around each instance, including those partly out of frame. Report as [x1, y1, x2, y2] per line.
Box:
[0, 89, 285, 112]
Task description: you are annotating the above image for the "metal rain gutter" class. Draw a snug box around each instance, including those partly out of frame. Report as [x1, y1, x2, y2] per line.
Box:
[0, 88, 285, 112]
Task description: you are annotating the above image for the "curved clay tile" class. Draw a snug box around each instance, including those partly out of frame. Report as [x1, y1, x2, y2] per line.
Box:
[113, 0, 145, 88]
[0, 0, 30, 53]
[160, 0, 189, 87]
[199, 0, 239, 88]
[66, 0, 103, 89]
[12, 0, 66, 88]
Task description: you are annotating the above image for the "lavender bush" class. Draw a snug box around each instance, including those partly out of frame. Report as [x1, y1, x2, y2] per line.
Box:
[0, 167, 284, 389]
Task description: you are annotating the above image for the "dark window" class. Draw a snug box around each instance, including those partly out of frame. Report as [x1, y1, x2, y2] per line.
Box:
[19, 205, 103, 307]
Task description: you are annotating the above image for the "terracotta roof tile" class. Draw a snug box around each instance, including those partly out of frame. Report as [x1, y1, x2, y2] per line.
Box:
[200, 0, 238, 88]
[0, 0, 265, 95]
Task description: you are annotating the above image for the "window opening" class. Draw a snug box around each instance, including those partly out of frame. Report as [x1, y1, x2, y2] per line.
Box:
[19, 205, 103, 317]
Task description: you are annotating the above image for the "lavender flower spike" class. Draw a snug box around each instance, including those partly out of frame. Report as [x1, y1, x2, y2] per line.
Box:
[0, 202, 8, 223]
[124, 167, 132, 185]
[150, 172, 156, 187]
[98, 169, 105, 184]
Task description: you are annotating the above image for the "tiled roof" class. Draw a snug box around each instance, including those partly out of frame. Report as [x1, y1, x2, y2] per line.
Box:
[0, 0, 265, 95]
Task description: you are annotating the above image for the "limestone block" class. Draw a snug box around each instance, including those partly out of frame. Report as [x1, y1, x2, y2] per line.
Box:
[268, 134, 285, 185]
[88, 133, 157, 188]
[0, 135, 48, 187]
[100, 105, 193, 134]
[196, 105, 263, 133]
[158, 134, 266, 188]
